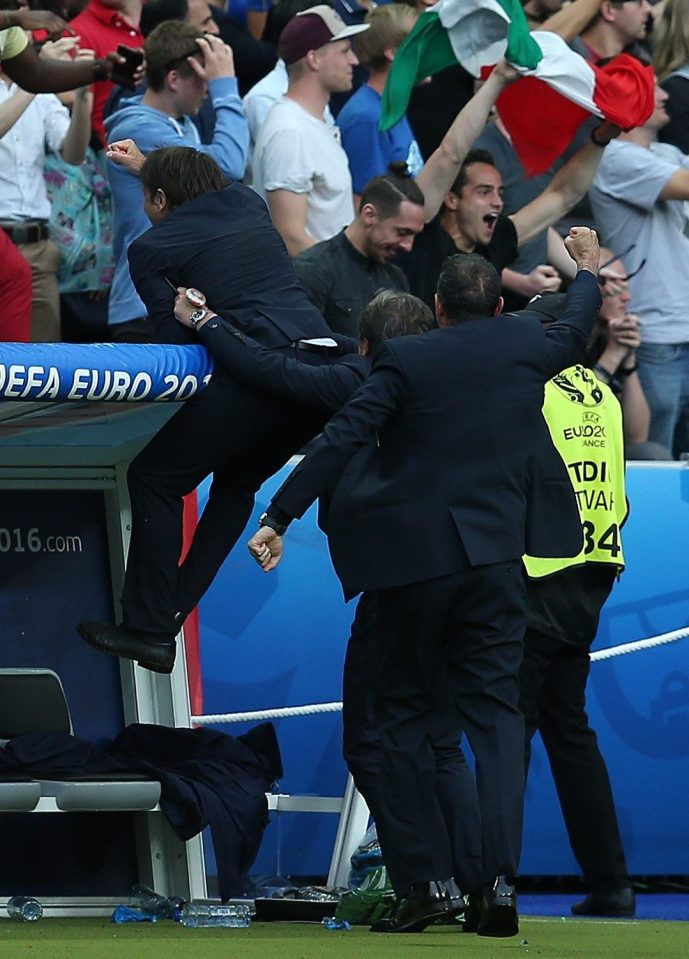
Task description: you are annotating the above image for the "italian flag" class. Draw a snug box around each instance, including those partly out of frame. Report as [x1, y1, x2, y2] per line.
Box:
[380, 0, 655, 175]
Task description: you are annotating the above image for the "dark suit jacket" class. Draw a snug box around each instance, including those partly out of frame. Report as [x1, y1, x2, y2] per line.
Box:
[128, 184, 333, 347]
[269, 270, 601, 596]
[196, 318, 368, 414]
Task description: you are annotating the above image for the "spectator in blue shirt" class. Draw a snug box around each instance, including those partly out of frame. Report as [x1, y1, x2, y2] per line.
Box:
[337, 4, 422, 202]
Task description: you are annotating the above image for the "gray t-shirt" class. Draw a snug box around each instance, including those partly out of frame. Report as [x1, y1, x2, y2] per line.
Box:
[590, 139, 689, 344]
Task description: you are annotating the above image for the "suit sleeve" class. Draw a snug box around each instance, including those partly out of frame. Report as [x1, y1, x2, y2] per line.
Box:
[197, 318, 367, 411]
[269, 344, 407, 521]
[542, 270, 602, 376]
[128, 235, 194, 345]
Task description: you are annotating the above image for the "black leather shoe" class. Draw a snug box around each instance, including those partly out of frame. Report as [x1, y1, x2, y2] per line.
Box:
[461, 891, 483, 933]
[571, 887, 635, 918]
[78, 621, 176, 674]
[476, 875, 519, 938]
[370, 878, 464, 933]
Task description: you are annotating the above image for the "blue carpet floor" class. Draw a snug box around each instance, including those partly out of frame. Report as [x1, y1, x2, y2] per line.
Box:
[520, 893, 689, 921]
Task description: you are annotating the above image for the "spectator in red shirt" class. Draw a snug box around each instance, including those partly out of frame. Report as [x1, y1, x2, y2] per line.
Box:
[69, 0, 143, 145]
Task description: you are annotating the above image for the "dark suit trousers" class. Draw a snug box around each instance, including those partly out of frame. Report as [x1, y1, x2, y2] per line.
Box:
[371, 563, 526, 895]
[519, 566, 630, 892]
[121, 366, 326, 634]
[342, 591, 483, 896]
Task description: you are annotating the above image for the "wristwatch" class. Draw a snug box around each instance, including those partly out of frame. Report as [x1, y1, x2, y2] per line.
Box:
[258, 511, 288, 536]
[188, 307, 210, 329]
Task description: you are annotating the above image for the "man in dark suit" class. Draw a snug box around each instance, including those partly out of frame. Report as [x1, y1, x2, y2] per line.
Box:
[247, 228, 602, 937]
[78, 145, 355, 674]
[173, 288, 484, 911]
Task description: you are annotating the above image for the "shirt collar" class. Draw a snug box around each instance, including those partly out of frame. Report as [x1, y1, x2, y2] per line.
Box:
[87, 0, 139, 30]
[337, 229, 376, 269]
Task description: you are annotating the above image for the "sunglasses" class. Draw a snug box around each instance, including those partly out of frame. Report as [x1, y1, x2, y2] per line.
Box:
[598, 242, 646, 285]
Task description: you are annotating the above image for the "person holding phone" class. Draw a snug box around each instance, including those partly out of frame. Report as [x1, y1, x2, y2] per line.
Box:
[68, 0, 144, 146]
[0, 4, 125, 104]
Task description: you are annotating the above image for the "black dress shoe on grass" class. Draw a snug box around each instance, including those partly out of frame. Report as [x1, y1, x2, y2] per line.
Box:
[78, 621, 176, 674]
[370, 878, 464, 933]
[476, 875, 519, 938]
[571, 887, 635, 918]
[461, 891, 482, 933]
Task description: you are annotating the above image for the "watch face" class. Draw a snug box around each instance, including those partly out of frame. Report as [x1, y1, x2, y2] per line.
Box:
[185, 288, 206, 309]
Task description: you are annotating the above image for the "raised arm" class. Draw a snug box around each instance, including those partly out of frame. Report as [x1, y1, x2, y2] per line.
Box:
[539, 0, 600, 42]
[2, 40, 121, 95]
[510, 121, 620, 246]
[52, 43, 94, 166]
[543, 226, 602, 373]
[416, 60, 519, 221]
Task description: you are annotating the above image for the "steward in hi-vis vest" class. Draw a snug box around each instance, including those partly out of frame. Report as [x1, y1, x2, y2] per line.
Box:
[518, 289, 636, 921]
[524, 363, 627, 578]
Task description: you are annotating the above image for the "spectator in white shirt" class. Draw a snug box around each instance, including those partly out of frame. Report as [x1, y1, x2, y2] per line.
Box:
[0, 36, 93, 341]
[251, 5, 368, 256]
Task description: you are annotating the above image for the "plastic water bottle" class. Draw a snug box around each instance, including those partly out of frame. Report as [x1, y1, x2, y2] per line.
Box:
[7, 897, 43, 922]
[180, 902, 251, 928]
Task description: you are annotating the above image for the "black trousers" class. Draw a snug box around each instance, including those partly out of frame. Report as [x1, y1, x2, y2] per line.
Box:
[342, 591, 483, 896]
[366, 563, 526, 895]
[120, 364, 327, 634]
[519, 565, 630, 892]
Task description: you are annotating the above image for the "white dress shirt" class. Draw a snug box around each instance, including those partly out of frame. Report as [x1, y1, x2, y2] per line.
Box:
[0, 80, 70, 221]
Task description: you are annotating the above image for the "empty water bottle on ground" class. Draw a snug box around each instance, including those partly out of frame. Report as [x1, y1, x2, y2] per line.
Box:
[7, 897, 43, 922]
[180, 902, 251, 928]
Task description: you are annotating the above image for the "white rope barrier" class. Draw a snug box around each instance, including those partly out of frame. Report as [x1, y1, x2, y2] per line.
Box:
[191, 626, 689, 726]
[590, 625, 689, 661]
[192, 700, 343, 726]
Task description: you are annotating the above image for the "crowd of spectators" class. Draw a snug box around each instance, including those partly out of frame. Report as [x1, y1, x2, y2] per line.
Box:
[0, 0, 688, 455]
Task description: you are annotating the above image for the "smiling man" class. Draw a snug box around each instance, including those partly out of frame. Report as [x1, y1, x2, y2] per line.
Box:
[293, 170, 426, 336]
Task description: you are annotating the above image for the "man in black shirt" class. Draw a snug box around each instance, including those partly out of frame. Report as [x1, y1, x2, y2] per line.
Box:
[398, 126, 620, 310]
[293, 173, 425, 337]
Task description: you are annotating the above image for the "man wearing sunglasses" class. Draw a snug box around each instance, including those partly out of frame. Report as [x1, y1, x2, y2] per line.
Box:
[571, 0, 653, 64]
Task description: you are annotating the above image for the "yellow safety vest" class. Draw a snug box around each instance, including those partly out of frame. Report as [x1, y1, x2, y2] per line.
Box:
[524, 364, 627, 578]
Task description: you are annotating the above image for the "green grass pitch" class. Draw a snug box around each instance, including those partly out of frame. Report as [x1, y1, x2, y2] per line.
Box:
[0, 916, 686, 959]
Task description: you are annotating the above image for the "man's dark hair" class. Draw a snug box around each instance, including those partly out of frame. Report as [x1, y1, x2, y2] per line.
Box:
[436, 254, 501, 324]
[140, 0, 189, 37]
[145, 21, 203, 91]
[263, 0, 327, 45]
[141, 147, 228, 209]
[359, 169, 425, 220]
[450, 148, 497, 196]
[359, 289, 436, 351]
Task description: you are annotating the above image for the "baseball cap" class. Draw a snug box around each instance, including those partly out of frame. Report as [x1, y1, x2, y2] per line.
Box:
[279, 4, 370, 66]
